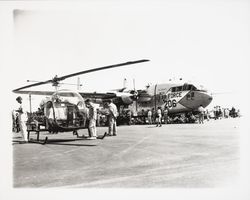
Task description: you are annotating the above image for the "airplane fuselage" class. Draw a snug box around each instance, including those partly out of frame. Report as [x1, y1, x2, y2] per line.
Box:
[133, 82, 213, 115]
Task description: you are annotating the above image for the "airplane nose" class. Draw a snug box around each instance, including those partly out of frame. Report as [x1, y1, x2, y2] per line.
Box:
[208, 94, 213, 102]
[198, 92, 213, 107]
[179, 91, 213, 109]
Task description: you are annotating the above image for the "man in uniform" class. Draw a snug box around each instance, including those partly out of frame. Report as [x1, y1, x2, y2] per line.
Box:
[14, 96, 28, 142]
[107, 99, 118, 136]
[85, 99, 97, 139]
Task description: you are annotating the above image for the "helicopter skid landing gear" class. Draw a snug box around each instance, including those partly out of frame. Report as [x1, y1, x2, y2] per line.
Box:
[97, 132, 107, 140]
[28, 136, 48, 145]
[27, 129, 49, 145]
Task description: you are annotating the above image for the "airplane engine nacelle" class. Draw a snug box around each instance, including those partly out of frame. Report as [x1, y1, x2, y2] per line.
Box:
[121, 95, 133, 105]
[138, 96, 151, 103]
[137, 93, 151, 103]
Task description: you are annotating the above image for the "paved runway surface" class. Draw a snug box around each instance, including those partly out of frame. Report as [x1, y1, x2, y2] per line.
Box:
[12, 118, 240, 188]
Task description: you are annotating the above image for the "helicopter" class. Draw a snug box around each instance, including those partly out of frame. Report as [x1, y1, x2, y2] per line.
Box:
[12, 59, 150, 144]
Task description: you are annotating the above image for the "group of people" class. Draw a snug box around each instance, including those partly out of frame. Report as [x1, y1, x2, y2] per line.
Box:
[13, 94, 241, 143]
[210, 106, 240, 120]
[12, 95, 119, 142]
[148, 107, 198, 125]
[196, 105, 241, 124]
[84, 99, 118, 140]
[147, 107, 165, 127]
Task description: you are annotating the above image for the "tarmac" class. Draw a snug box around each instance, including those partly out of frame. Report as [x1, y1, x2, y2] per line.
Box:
[12, 118, 240, 188]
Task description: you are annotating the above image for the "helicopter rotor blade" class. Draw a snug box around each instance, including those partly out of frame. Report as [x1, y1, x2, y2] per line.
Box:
[57, 59, 150, 81]
[13, 59, 150, 92]
[13, 80, 53, 92]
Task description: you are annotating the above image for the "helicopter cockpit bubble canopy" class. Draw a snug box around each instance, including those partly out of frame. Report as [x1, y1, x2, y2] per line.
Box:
[51, 90, 86, 109]
[43, 90, 87, 129]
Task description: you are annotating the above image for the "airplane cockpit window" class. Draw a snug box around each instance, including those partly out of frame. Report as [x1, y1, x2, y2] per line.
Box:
[171, 84, 198, 92]
[171, 86, 183, 92]
[183, 84, 188, 91]
[190, 85, 197, 91]
[176, 86, 182, 91]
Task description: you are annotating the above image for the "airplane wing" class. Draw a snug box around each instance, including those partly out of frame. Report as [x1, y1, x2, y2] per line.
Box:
[13, 90, 117, 99]
[79, 92, 117, 99]
[110, 87, 127, 92]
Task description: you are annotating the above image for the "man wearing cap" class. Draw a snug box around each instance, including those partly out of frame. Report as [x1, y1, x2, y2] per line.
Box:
[14, 96, 28, 142]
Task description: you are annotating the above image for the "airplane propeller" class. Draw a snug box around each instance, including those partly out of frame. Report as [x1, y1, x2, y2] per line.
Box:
[13, 59, 150, 92]
[132, 78, 139, 111]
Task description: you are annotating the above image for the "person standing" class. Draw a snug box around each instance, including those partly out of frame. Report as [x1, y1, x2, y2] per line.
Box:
[126, 109, 132, 125]
[151, 108, 155, 124]
[14, 96, 28, 142]
[205, 109, 210, 121]
[147, 109, 152, 124]
[156, 107, 162, 127]
[215, 106, 219, 120]
[85, 99, 97, 140]
[96, 108, 101, 127]
[163, 107, 169, 124]
[231, 107, 236, 118]
[198, 105, 205, 124]
[107, 99, 118, 136]
[225, 108, 230, 118]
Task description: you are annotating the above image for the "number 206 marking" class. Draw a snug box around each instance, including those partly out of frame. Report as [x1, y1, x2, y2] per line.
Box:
[166, 99, 177, 108]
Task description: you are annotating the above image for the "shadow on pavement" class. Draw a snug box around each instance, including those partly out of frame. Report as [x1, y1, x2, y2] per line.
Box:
[12, 138, 97, 147]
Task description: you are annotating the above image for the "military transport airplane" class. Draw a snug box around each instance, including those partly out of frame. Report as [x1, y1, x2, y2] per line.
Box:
[133, 82, 213, 115]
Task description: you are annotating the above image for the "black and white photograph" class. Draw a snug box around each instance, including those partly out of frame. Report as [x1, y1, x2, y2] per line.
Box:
[0, 0, 249, 199]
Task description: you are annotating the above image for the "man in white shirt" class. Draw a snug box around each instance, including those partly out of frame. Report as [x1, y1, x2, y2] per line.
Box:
[198, 105, 205, 124]
[156, 107, 162, 127]
[147, 109, 152, 125]
[14, 96, 28, 142]
[107, 100, 118, 136]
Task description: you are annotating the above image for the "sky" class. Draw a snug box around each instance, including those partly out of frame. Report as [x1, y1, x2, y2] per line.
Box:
[1, 0, 248, 111]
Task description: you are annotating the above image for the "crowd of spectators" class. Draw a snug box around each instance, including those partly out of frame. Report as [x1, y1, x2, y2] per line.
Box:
[117, 106, 241, 125]
[23, 104, 241, 129]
